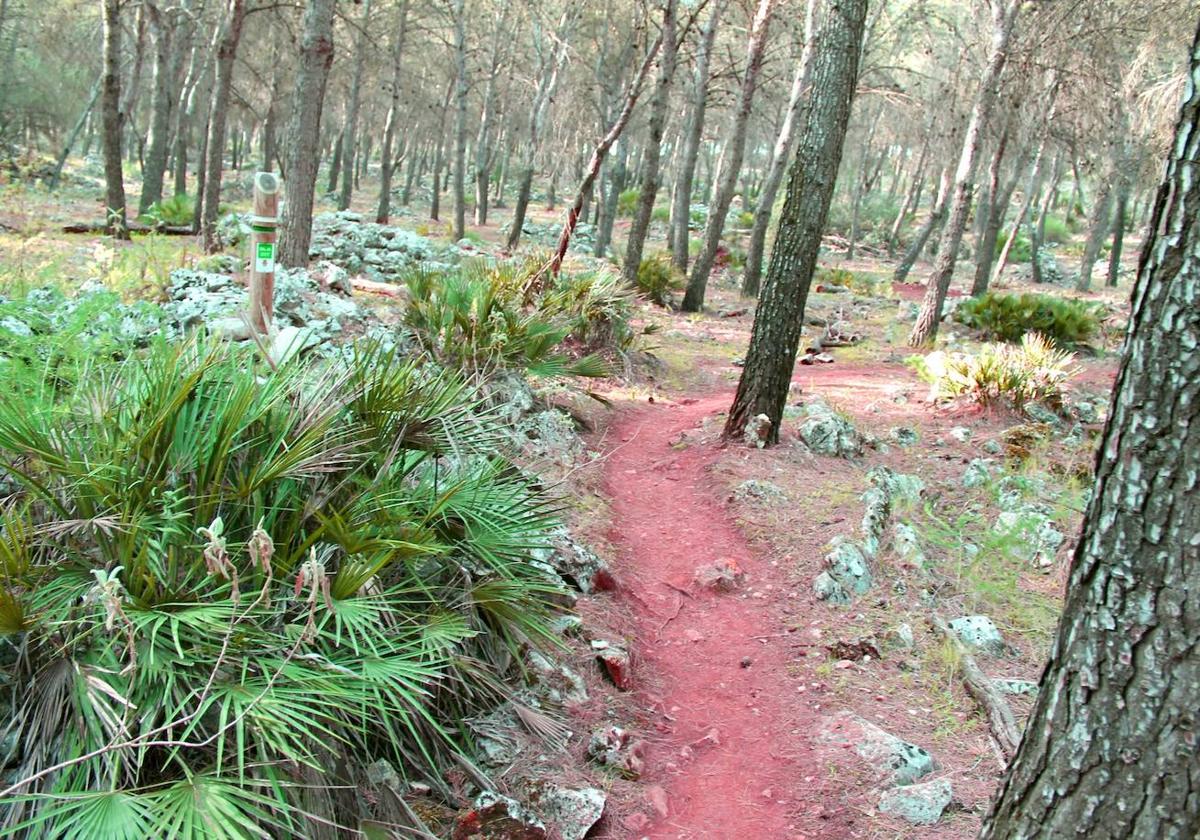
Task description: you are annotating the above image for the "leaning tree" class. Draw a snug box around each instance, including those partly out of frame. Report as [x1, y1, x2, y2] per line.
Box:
[980, 19, 1200, 840]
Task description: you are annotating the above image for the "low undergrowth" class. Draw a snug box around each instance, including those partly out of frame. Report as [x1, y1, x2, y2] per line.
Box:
[911, 333, 1078, 411]
[954, 291, 1103, 347]
[0, 337, 565, 837]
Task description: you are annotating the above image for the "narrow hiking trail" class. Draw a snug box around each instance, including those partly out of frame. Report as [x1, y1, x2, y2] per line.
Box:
[601, 391, 820, 839]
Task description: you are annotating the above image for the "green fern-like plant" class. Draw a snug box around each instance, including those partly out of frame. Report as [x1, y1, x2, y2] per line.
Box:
[634, 253, 683, 307]
[911, 333, 1078, 410]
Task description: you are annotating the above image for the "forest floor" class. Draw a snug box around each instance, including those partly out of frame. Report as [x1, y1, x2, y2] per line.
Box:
[0, 167, 1131, 838]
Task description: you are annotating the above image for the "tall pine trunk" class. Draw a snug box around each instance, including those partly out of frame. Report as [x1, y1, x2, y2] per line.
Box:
[337, 0, 372, 212]
[621, 0, 678, 286]
[980, 27, 1200, 837]
[99, 0, 128, 238]
[669, 1, 723, 271]
[682, 0, 775, 312]
[909, 1, 1020, 346]
[278, 0, 336, 269]
[199, 0, 247, 254]
[376, 0, 410, 224]
[723, 0, 867, 445]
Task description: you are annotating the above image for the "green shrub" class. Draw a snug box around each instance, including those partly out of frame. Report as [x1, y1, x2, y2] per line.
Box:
[634, 252, 683, 307]
[0, 337, 563, 836]
[1040, 214, 1071, 245]
[617, 188, 640, 217]
[139, 193, 195, 226]
[540, 268, 639, 352]
[955, 291, 1103, 346]
[688, 204, 709, 229]
[651, 205, 670, 224]
[911, 333, 1077, 410]
[403, 262, 608, 377]
[995, 229, 1032, 263]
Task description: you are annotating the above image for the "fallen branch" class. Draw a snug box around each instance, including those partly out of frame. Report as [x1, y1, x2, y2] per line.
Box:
[931, 616, 1023, 761]
[351, 276, 407, 298]
[62, 221, 195, 236]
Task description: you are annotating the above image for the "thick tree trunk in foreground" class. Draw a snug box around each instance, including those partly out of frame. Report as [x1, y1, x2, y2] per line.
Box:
[278, 0, 336, 269]
[670, 0, 723, 272]
[723, 0, 867, 445]
[682, 0, 775, 312]
[742, 0, 817, 299]
[99, 0, 128, 238]
[980, 26, 1200, 838]
[621, 0, 678, 286]
[909, 1, 1019, 346]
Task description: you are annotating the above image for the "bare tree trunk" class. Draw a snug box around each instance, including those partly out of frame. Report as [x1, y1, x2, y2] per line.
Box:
[595, 135, 628, 258]
[473, 0, 512, 226]
[1106, 178, 1130, 287]
[670, 0, 723, 271]
[893, 167, 951, 284]
[505, 8, 577, 251]
[742, 13, 815, 299]
[681, 0, 775, 312]
[621, 0, 678, 286]
[1076, 157, 1116, 291]
[51, 76, 102, 191]
[199, 0, 247, 253]
[529, 30, 663, 289]
[910, 1, 1020, 347]
[100, 0, 128, 238]
[981, 30, 1200, 838]
[375, 0, 410, 224]
[335, 0, 371, 212]
[138, 2, 176, 215]
[277, 0, 336, 269]
[451, 0, 468, 240]
[723, 0, 867, 444]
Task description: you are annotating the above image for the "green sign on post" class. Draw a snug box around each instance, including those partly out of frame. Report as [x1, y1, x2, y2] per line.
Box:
[255, 241, 276, 273]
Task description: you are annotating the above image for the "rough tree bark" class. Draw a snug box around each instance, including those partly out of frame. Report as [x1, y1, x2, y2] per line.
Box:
[621, 0, 678, 287]
[337, 0, 372, 212]
[199, 0, 247, 253]
[722, 0, 867, 445]
[669, 0, 723, 272]
[681, 0, 775, 312]
[909, 0, 1020, 346]
[99, 0, 128, 238]
[980, 25, 1200, 838]
[742, 0, 818, 299]
[277, 0, 336, 269]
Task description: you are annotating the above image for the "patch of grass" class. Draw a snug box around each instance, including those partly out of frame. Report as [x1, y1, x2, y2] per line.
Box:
[617, 188, 640, 217]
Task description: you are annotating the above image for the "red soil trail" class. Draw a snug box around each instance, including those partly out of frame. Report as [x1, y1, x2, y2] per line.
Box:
[602, 392, 817, 839]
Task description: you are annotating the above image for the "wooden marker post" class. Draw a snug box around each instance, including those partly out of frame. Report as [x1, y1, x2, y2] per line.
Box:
[248, 172, 280, 334]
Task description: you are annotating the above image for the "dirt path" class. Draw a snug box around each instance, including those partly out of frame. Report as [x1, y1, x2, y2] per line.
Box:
[601, 392, 818, 839]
